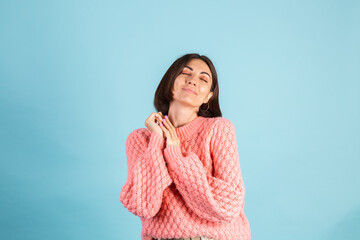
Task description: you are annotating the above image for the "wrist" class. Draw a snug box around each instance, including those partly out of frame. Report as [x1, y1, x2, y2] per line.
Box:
[166, 141, 180, 147]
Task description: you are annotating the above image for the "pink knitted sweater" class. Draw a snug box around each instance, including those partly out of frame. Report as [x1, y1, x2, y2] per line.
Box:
[119, 116, 251, 240]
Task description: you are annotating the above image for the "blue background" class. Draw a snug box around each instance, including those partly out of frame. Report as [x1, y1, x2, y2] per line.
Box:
[1, 0, 359, 239]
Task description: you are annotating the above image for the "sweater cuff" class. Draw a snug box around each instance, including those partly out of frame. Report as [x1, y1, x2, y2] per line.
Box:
[149, 131, 165, 148]
[164, 144, 184, 165]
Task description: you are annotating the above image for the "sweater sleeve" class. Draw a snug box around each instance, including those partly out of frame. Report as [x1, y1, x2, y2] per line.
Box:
[163, 119, 245, 223]
[120, 129, 173, 219]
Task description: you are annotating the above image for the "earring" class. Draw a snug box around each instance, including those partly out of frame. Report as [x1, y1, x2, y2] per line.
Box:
[203, 102, 209, 111]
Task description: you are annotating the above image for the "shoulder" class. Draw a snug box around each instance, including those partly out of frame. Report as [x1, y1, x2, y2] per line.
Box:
[208, 117, 237, 148]
[126, 127, 152, 145]
[207, 116, 235, 131]
[207, 117, 236, 143]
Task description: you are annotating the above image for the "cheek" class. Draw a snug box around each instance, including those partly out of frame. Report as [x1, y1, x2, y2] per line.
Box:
[172, 83, 180, 94]
[173, 79, 182, 90]
[199, 86, 209, 93]
[172, 83, 178, 91]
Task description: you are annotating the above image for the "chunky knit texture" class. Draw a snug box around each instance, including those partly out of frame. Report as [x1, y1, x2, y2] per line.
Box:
[120, 116, 251, 240]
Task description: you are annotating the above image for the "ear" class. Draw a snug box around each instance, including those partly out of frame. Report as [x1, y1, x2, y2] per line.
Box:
[206, 91, 213, 103]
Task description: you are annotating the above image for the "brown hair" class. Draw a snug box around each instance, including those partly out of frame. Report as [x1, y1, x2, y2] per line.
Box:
[154, 53, 222, 118]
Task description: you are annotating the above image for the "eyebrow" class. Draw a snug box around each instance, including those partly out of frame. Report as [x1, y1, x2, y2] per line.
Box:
[184, 65, 211, 79]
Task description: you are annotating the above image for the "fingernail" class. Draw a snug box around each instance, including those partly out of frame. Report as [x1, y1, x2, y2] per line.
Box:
[160, 122, 163, 126]
[165, 115, 168, 119]
[162, 118, 165, 122]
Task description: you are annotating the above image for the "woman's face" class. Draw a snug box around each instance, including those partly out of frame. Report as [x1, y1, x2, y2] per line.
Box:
[171, 58, 213, 109]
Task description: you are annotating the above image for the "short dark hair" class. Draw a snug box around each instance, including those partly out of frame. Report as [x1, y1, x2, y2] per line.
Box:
[154, 53, 222, 118]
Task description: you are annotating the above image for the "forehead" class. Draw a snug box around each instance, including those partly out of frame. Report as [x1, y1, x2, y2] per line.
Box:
[184, 59, 212, 78]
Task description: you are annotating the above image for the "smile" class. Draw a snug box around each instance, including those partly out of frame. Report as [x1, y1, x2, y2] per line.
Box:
[182, 88, 197, 95]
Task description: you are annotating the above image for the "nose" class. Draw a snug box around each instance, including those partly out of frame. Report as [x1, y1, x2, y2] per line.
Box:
[186, 76, 197, 86]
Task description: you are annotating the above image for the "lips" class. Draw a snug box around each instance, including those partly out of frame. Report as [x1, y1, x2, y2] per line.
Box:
[182, 87, 197, 95]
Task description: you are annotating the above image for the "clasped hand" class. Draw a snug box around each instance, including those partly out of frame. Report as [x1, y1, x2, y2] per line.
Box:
[145, 112, 180, 147]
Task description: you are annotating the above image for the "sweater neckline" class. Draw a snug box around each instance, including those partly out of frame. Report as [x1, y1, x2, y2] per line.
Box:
[174, 115, 206, 139]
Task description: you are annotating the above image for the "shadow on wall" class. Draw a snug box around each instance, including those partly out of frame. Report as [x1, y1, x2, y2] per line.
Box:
[320, 206, 360, 240]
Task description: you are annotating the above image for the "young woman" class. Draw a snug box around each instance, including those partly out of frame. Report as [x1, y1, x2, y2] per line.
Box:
[120, 53, 251, 240]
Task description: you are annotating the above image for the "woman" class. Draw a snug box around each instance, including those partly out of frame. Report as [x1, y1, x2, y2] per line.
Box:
[120, 53, 251, 240]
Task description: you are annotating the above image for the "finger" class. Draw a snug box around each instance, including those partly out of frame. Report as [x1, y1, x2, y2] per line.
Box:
[158, 112, 165, 119]
[151, 112, 160, 122]
[155, 113, 164, 124]
[154, 115, 160, 124]
[160, 118, 169, 130]
[163, 115, 174, 131]
[165, 118, 178, 140]
[161, 118, 175, 139]
[159, 121, 169, 135]
[157, 112, 164, 119]
[161, 117, 169, 128]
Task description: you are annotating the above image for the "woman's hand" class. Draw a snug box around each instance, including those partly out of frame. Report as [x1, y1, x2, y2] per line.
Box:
[145, 112, 166, 138]
[159, 115, 180, 147]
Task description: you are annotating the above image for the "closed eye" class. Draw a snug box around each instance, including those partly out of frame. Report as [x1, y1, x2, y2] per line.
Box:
[182, 73, 208, 83]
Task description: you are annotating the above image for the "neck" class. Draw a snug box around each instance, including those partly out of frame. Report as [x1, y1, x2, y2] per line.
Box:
[167, 102, 199, 128]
